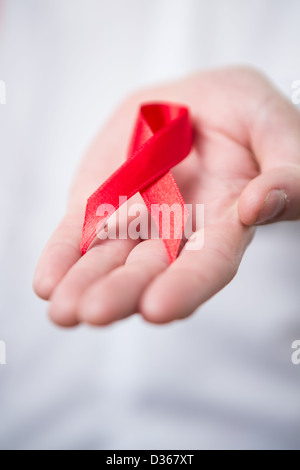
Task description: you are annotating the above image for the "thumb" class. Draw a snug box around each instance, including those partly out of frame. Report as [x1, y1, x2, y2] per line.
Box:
[239, 165, 300, 225]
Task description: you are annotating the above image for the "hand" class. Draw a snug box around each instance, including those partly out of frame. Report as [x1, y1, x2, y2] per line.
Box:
[33, 67, 300, 327]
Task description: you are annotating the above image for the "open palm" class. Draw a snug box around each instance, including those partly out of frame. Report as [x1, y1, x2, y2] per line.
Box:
[34, 67, 300, 326]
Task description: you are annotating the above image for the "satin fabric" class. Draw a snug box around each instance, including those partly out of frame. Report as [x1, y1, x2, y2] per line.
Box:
[81, 103, 193, 262]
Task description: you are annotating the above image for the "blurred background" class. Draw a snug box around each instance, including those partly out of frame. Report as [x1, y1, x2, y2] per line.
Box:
[0, 0, 300, 450]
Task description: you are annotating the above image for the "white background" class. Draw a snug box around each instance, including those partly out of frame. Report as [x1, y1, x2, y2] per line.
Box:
[0, 0, 300, 450]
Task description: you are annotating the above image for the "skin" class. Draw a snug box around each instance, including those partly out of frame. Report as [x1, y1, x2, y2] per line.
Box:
[33, 67, 300, 327]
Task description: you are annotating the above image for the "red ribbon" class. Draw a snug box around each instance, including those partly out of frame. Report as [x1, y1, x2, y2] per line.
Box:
[80, 102, 193, 262]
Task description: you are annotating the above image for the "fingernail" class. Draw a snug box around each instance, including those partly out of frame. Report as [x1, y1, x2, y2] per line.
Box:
[255, 189, 287, 225]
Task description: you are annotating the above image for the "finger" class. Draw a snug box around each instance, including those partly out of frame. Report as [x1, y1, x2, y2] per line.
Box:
[239, 83, 300, 225]
[239, 165, 300, 225]
[33, 98, 143, 301]
[78, 239, 168, 326]
[48, 237, 139, 327]
[33, 193, 146, 303]
[140, 221, 254, 324]
[33, 212, 83, 300]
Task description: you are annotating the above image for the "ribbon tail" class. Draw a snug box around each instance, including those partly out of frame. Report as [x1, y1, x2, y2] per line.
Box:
[141, 171, 189, 263]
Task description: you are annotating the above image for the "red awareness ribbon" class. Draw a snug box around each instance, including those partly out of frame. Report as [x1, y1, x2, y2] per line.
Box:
[80, 102, 193, 263]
